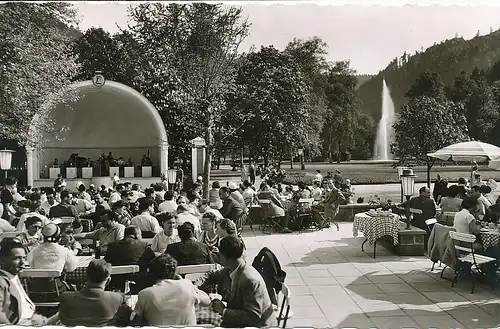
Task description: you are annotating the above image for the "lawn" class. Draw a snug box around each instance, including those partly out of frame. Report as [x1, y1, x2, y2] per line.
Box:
[212, 161, 500, 185]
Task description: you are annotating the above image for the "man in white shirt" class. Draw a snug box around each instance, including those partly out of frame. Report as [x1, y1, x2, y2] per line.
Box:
[108, 184, 124, 205]
[176, 204, 201, 238]
[130, 198, 161, 236]
[314, 170, 323, 183]
[40, 187, 58, 217]
[0, 238, 46, 325]
[132, 254, 210, 326]
[158, 191, 178, 213]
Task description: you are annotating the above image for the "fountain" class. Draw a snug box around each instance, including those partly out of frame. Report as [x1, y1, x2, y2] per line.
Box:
[373, 78, 395, 160]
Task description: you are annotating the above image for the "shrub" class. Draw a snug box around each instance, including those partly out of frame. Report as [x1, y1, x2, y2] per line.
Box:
[282, 172, 316, 186]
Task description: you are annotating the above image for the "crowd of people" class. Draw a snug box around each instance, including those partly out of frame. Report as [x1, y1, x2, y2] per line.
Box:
[0, 175, 286, 327]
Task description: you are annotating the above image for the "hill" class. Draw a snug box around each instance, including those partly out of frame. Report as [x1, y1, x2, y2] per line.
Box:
[358, 29, 500, 122]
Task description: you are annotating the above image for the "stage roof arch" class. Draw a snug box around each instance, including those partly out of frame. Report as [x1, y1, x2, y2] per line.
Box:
[26, 80, 169, 186]
[29, 80, 168, 148]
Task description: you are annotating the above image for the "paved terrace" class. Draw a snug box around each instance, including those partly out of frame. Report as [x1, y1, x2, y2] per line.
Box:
[241, 223, 500, 329]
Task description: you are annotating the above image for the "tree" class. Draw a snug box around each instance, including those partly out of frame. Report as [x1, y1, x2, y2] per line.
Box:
[128, 3, 250, 197]
[229, 46, 311, 168]
[405, 71, 446, 100]
[392, 96, 470, 187]
[0, 2, 80, 146]
[321, 61, 360, 163]
[72, 27, 131, 83]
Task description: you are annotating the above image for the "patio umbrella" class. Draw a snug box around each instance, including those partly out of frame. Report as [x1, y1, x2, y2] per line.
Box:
[427, 141, 500, 162]
[489, 159, 500, 170]
[427, 141, 500, 184]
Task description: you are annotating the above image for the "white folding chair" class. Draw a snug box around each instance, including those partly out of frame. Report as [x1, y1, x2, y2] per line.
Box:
[176, 264, 219, 282]
[277, 283, 292, 328]
[449, 231, 496, 293]
[20, 269, 62, 308]
[0, 231, 25, 239]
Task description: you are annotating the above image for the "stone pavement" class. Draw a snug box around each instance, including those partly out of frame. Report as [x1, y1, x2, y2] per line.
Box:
[241, 223, 500, 329]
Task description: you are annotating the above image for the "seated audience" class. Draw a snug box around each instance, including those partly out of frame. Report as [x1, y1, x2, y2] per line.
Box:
[198, 199, 224, 220]
[439, 185, 463, 212]
[75, 209, 125, 255]
[210, 236, 277, 327]
[58, 259, 132, 326]
[219, 187, 246, 228]
[241, 181, 256, 206]
[132, 254, 210, 326]
[166, 222, 214, 266]
[105, 226, 156, 291]
[454, 197, 481, 236]
[399, 186, 436, 231]
[16, 199, 48, 232]
[151, 213, 180, 253]
[217, 218, 246, 250]
[112, 200, 132, 226]
[256, 184, 292, 234]
[130, 198, 161, 237]
[310, 181, 323, 202]
[0, 238, 47, 325]
[176, 204, 202, 237]
[48, 190, 82, 233]
[59, 227, 82, 256]
[199, 212, 221, 251]
[295, 181, 311, 199]
[158, 190, 178, 213]
[209, 181, 223, 210]
[77, 184, 92, 203]
[22, 216, 44, 253]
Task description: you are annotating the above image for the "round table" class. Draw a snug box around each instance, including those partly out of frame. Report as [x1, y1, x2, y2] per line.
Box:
[353, 212, 402, 258]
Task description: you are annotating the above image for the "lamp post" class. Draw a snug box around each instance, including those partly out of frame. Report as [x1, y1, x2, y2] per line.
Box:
[396, 166, 406, 203]
[167, 169, 177, 191]
[298, 148, 305, 170]
[401, 168, 417, 229]
[0, 149, 14, 182]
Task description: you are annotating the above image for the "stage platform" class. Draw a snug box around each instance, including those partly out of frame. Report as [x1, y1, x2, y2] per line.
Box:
[33, 177, 163, 191]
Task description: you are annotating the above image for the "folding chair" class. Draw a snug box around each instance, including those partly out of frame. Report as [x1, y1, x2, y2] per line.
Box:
[296, 198, 314, 232]
[449, 231, 496, 293]
[259, 199, 283, 234]
[277, 283, 292, 328]
[20, 269, 62, 308]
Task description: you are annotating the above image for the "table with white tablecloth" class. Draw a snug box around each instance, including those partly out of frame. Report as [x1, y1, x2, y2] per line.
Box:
[353, 212, 402, 258]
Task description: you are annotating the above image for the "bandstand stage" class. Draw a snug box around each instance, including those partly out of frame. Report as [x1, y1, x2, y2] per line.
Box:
[27, 79, 169, 190]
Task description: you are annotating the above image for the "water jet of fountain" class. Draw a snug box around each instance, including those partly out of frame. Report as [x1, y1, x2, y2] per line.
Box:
[373, 78, 395, 160]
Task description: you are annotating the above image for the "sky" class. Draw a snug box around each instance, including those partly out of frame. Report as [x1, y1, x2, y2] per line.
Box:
[75, 2, 500, 74]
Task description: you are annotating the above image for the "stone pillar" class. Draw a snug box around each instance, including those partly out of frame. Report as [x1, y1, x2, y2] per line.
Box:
[191, 137, 206, 182]
[160, 141, 169, 177]
[26, 147, 35, 187]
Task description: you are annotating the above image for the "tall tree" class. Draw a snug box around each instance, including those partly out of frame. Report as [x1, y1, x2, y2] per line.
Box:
[128, 3, 250, 197]
[321, 61, 359, 163]
[392, 96, 470, 187]
[0, 2, 80, 146]
[229, 46, 310, 167]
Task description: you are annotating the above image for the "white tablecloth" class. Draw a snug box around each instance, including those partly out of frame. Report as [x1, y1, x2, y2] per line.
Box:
[353, 212, 401, 246]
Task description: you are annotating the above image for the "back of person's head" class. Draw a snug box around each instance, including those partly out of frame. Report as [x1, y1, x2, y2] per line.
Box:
[219, 235, 244, 260]
[42, 223, 61, 243]
[45, 187, 55, 195]
[446, 186, 456, 198]
[177, 204, 189, 213]
[212, 181, 220, 189]
[124, 225, 141, 238]
[164, 190, 174, 201]
[219, 218, 237, 236]
[461, 197, 477, 210]
[297, 181, 305, 190]
[219, 187, 230, 195]
[132, 184, 140, 191]
[177, 222, 194, 241]
[153, 183, 163, 192]
[157, 212, 176, 226]
[480, 185, 492, 194]
[149, 254, 177, 280]
[87, 259, 112, 285]
[471, 185, 481, 192]
[243, 180, 252, 188]
[5, 177, 17, 186]
[259, 182, 267, 190]
[186, 190, 197, 203]
[419, 186, 428, 194]
[138, 197, 153, 212]
[116, 184, 124, 192]
[29, 192, 41, 204]
[458, 177, 467, 185]
[144, 187, 154, 198]
[78, 184, 86, 192]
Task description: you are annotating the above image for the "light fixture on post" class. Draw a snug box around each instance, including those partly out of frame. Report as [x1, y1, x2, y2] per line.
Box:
[167, 169, 177, 191]
[400, 168, 417, 229]
[396, 166, 406, 203]
[297, 148, 305, 170]
[0, 149, 15, 180]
